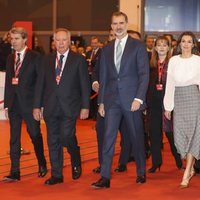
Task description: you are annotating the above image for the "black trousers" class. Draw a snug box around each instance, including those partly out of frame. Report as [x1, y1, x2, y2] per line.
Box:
[44, 103, 81, 178]
[149, 101, 181, 168]
[8, 96, 46, 173]
[149, 104, 163, 166]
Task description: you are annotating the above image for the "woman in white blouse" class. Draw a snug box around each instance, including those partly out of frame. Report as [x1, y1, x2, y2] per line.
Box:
[164, 31, 200, 188]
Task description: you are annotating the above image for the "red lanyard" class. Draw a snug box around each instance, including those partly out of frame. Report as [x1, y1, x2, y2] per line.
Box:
[14, 47, 28, 77]
[157, 59, 165, 83]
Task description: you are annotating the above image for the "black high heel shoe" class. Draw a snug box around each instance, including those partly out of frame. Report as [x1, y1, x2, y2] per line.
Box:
[147, 165, 161, 173]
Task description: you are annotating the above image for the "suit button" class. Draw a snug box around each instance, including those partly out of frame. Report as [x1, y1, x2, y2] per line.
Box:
[117, 78, 120, 81]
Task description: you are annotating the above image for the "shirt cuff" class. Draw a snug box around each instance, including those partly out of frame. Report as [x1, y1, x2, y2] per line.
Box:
[92, 81, 99, 86]
[134, 98, 143, 104]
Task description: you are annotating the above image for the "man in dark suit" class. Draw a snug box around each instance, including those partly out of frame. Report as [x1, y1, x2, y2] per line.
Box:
[86, 36, 101, 120]
[91, 32, 131, 174]
[3, 27, 47, 182]
[33, 28, 90, 185]
[92, 12, 149, 188]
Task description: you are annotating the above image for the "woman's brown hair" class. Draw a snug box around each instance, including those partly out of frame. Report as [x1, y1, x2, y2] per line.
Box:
[150, 36, 171, 68]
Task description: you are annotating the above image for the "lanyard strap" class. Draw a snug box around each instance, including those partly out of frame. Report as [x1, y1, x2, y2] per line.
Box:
[157, 59, 165, 83]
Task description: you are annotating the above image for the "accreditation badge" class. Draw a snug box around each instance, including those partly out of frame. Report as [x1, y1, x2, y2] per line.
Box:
[12, 77, 19, 85]
[56, 75, 61, 85]
[156, 84, 163, 91]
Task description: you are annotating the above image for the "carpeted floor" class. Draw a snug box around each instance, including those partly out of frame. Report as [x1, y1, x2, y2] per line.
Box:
[0, 120, 199, 200]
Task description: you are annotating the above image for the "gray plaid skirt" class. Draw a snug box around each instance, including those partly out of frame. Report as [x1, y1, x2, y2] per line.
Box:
[173, 85, 200, 159]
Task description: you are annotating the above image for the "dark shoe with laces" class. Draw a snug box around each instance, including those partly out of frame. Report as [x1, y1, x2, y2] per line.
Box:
[72, 166, 82, 180]
[93, 166, 101, 174]
[91, 177, 110, 189]
[136, 175, 146, 184]
[114, 164, 127, 173]
[44, 176, 63, 185]
[38, 165, 48, 177]
[3, 172, 20, 182]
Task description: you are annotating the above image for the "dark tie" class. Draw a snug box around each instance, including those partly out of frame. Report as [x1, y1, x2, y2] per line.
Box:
[91, 50, 95, 60]
[15, 53, 21, 71]
[56, 54, 64, 76]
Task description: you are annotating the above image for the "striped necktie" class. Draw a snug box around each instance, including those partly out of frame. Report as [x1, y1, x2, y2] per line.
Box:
[115, 40, 122, 73]
[15, 53, 21, 71]
[56, 54, 64, 76]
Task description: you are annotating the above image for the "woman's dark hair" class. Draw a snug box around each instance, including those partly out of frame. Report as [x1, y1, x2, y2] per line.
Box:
[176, 31, 199, 55]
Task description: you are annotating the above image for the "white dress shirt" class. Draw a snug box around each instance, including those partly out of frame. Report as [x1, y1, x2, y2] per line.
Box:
[56, 50, 69, 77]
[114, 34, 128, 65]
[15, 46, 28, 68]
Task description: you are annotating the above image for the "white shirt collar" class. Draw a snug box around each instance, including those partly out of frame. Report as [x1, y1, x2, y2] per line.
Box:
[115, 34, 128, 46]
[57, 49, 69, 58]
[16, 46, 28, 57]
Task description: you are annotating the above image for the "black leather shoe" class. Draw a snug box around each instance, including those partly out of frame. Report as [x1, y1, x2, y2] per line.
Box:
[93, 166, 101, 174]
[38, 165, 48, 177]
[91, 177, 110, 189]
[114, 164, 127, 173]
[3, 172, 20, 182]
[44, 176, 63, 185]
[136, 175, 146, 184]
[72, 166, 82, 180]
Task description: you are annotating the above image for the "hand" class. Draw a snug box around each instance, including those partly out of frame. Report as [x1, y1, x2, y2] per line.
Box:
[131, 100, 141, 112]
[143, 109, 147, 115]
[98, 103, 105, 117]
[80, 109, 89, 119]
[33, 108, 43, 121]
[92, 82, 99, 93]
[5, 108, 8, 119]
[164, 110, 171, 120]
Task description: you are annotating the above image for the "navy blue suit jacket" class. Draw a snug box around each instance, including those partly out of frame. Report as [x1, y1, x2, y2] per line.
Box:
[98, 36, 149, 111]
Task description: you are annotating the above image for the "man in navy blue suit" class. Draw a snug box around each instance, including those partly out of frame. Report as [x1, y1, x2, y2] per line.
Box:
[92, 11, 149, 188]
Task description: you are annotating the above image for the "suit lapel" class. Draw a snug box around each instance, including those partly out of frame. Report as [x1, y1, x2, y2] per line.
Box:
[59, 50, 73, 85]
[50, 53, 57, 83]
[110, 41, 117, 73]
[120, 36, 131, 73]
[10, 54, 15, 77]
[18, 49, 31, 77]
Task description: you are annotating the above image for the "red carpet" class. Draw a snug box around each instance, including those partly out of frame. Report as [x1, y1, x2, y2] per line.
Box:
[0, 120, 199, 200]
